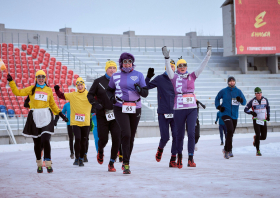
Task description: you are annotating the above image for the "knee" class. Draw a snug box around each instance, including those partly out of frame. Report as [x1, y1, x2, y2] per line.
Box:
[161, 136, 170, 144]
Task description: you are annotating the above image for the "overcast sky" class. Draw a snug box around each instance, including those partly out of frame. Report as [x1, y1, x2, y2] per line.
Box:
[1, 0, 225, 36]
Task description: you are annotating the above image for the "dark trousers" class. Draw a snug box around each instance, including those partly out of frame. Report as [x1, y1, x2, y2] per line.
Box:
[33, 133, 51, 160]
[72, 125, 89, 159]
[158, 114, 177, 155]
[222, 115, 237, 152]
[186, 120, 200, 144]
[67, 125, 74, 154]
[97, 115, 121, 160]
[253, 120, 267, 151]
[119, 144, 123, 156]
[114, 106, 141, 164]
[219, 124, 227, 143]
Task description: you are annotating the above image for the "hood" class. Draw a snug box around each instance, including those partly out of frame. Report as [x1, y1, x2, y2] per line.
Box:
[119, 52, 136, 69]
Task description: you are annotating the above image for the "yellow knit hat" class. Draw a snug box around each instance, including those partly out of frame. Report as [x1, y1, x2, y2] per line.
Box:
[176, 59, 187, 67]
[105, 60, 117, 71]
[165, 59, 175, 70]
[35, 70, 46, 77]
[76, 77, 85, 92]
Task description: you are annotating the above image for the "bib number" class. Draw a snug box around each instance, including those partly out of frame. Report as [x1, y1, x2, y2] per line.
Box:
[256, 120, 264, 125]
[183, 94, 195, 104]
[34, 91, 48, 101]
[232, 98, 240, 106]
[164, 114, 173, 119]
[105, 110, 115, 121]
[122, 102, 136, 114]
[75, 114, 85, 122]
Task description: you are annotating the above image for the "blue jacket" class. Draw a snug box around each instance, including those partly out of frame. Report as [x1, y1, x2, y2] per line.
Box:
[145, 72, 175, 114]
[62, 102, 71, 125]
[215, 86, 246, 120]
[215, 111, 225, 125]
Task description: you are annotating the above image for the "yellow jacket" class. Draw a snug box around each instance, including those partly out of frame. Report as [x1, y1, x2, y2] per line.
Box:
[9, 81, 61, 115]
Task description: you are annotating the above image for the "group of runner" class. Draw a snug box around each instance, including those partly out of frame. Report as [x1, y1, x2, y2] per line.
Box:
[5, 45, 270, 174]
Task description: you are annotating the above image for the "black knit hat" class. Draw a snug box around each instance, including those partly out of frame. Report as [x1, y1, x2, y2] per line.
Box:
[228, 76, 236, 84]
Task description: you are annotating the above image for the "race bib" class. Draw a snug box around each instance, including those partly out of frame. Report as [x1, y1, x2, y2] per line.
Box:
[164, 114, 173, 119]
[183, 94, 195, 104]
[232, 98, 240, 106]
[122, 102, 136, 114]
[256, 120, 264, 126]
[34, 91, 48, 101]
[105, 110, 115, 121]
[75, 113, 85, 122]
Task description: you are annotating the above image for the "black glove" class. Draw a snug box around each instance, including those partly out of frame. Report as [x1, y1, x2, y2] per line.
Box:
[267, 114, 270, 121]
[95, 103, 103, 110]
[54, 115, 59, 126]
[59, 112, 68, 123]
[215, 121, 217, 125]
[217, 105, 225, 112]
[134, 83, 142, 93]
[54, 85, 60, 91]
[7, 73, 13, 82]
[236, 96, 243, 103]
[251, 111, 257, 117]
[147, 68, 155, 79]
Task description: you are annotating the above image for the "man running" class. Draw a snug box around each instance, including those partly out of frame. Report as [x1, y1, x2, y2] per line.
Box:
[215, 111, 227, 145]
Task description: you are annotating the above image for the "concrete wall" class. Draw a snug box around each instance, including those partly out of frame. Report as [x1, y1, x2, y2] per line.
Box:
[222, 4, 235, 57]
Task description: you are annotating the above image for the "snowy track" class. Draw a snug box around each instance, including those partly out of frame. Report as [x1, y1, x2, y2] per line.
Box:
[1, 133, 280, 197]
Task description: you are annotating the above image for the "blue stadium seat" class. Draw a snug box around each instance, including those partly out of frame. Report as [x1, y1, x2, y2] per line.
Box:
[7, 109, 15, 118]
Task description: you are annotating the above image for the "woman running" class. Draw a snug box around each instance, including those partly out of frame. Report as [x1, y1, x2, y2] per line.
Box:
[7, 70, 68, 173]
[62, 101, 74, 159]
[162, 46, 211, 168]
[106, 52, 149, 174]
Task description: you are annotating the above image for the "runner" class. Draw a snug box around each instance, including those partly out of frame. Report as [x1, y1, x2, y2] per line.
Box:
[215, 76, 246, 159]
[62, 101, 74, 159]
[84, 106, 96, 162]
[55, 77, 92, 167]
[161, 45, 211, 168]
[7, 70, 68, 173]
[106, 52, 149, 174]
[91, 112, 99, 152]
[215, 110, 227, 145]
[244, 87, 270, 156]
[145, 60, 178, 167]
[87, 60, 121, 172]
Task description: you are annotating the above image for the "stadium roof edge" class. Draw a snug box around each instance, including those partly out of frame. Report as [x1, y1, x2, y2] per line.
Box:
[221, 0, 233, 8]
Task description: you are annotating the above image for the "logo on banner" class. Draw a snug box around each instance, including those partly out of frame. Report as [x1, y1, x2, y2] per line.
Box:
[278, 0, 280, 5]
[130, 76, 138, 81]
[238, 0, 242, 4]
[254, 11, 267, 28]
[239, 45, 244, 52]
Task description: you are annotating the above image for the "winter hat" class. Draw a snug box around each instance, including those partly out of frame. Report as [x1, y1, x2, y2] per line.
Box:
[165, 59, 175, 70]
[227, 76, 236, 83]
[176, 56, 187, 67]
[254, 87, 262, 93]
[119, 52, 135, 69]
[35, 70, 46, 78]
[105, 60, 117, 71]
[76, 77, 85, 93]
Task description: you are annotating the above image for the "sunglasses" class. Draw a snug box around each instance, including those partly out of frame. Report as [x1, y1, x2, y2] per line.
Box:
[177, 64, 187, 68]
[37, 75, 46, 79]
[123, 59, 133, 64]
[255, 92, 262, 94]
[76, 81, 84, 85]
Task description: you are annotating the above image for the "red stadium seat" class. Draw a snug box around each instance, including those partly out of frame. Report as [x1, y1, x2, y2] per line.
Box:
[62, 84, 68, 89]
[5, 100, 12, 105]
[50, 61, 55, 66]
[66, 79, 72, 86]
[50, 57, 56, 62]
[24, 83, 29, 87]
[21, 44, 27, 51]
[22, 78, 28, 84]
[2, 43, 7, 47]
[55, 65, 61, 70]
[47, 79, 53, 85]
[32, 52, 37, 59]
[22, 60, 27, 65]
[41, 65, 47, 70]
[40, 49, 46, 54]
[28, 44, 33, 49]
[15, 59, 20, 65]
[45, 53, 50, 57]
[7, 105, 13, 110]
[74, 74, 79, 79]
[30, 70, 35, 75]
[56, 61, 62, 66]
[49, 65, 54, 71]
[43, 69, 47, 75]
[55, 70, 60, 75]
[16, 68, 21, 73]
[67, 74, 72, 80]
[61, 74, 66, 79]
[8, 47, 13, 52]
[43, 61, 48, 66]
[55, 74, 59, 79]
[15, 78, 21, 84]
[23, 73, 28, 79]
[34, 45, 39, 49]
[2, 51, 7, 55]
[22, 109, 29, 117]
[18, 84, 23, 89]
[54, 79, 59, 85]
[29, 78, 34, 84]
[8, 43, 13, 48]
[60, 79, 65, 84]
[16, 64, 21, 69]
[61, 70, 67, 75]
[39, 52, 44, 58]
[21, 52, 26, 57]
[14, 51, 20, 56]
[70, 88, 75, 92]
[2, 92, 8, 96]
[30, 74, 35, 80]
[33, 48, 39, 54]
[48, 74, 54, 79]
[35, 65, 40, 70]
[64, 88, 69, 93]
[27, 48, 32, 55]
[10, 96, 16, 101]
[34, 61, 39, 65]
[8, 51, 13, 56]
[10, 73, 15, 79]
[9, 59, 14, 64]
[38, 57, 43, 63]
[9, 68, 15, 73]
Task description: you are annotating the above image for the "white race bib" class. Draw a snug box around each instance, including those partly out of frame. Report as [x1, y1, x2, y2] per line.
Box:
[232, 98, 240, 106]
[34, 91, 48, 101]
[122, 102, 136, 114]
[256, 120, 264, 126]
[75, 113, 85, 122]
[164, 114, 173, 119]
[105, 110, 115, 121]
[183, 94, 195, 104]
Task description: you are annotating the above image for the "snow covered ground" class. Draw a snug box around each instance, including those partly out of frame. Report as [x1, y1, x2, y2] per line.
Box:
[1, 132, 280, 198]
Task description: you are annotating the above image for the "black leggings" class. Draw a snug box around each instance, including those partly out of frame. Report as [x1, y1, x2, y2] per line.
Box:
[222, 115, 237, 152]
[119, 144, 123, 156]
[186, 120, 200, 144]
[67, 125, 74, 154]
[253, 120, 267, 151]
[85, 127, 90, 154]
[33, 133, 51, 160]
[114, 106, 141, 164]
[97, 115, 121, 160]
[72, 125, 90, 159]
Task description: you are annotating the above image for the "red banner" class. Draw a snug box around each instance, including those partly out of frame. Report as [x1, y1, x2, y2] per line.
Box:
[235, 0, 280, 54]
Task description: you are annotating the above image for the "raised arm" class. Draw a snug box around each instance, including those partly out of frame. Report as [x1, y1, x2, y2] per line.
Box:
[162, 46, 174, 79]
[194, 46, 212, 78]
[54, 85, 66, 100]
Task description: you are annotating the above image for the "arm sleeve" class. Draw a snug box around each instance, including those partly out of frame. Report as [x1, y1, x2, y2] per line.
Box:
[266, 98, 270, 115]
[215, 113, 219, 122]
[145, 76, 158, 90]
[106, 86, 116, 101]
[138, 73, 149, 98]
[62, 104, 67, 115]
[240, 90, 247, 105]
[48, 91, 61, 115]
[194, 51, 211, 78]
[215, 90, 223, 109]
[55, 89, 66, 100]
[9, 81, 32, 96]
[244, 99, 253, 114]
[24, 96, 30, 108]
[165, 58, 174, 79]
[87, 80, 98, 105]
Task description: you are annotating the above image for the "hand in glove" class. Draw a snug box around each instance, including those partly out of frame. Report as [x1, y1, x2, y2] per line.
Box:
[267, 114, 270, 121]
[7, 73, 13, 82]
[162, 46, 170, 59]
[59, 112, 68, 123]
[54, 115, 60, 126]
[54, 85, 60, 91]
[217, 105, 225, 112]
[236, 96, 243, 103]
[215, 121, 217, 125]
[207, 45, 212, 56]
[134, 83, 142, 93]
[95, 103, 103, 110]
[147, 68, 155, 79]
[251, 111, 257, 117]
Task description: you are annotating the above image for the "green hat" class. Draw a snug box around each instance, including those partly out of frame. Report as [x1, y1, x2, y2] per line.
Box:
[254, 87, 262, 93]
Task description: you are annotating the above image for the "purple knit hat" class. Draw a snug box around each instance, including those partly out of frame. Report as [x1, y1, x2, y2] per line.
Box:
[119, 52, 136, 69]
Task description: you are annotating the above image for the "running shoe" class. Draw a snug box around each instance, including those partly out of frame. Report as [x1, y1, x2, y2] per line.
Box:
[37, 166, 43, 173]
[188, 159, 196, 167]
[70, 153, 74, 159]
[177, 154, 183, 169]
[97, 152, 104, 165]
[47, 166, 53, 173]
[83, 154, 88, 162]
[73, 159, 79, 165]
[220, 142, 224, 145]
[123, 164, 131, 174]
[119, 155, 123, 163]
[253, 135, 256, 147]
[79, 159, 84, 167]
[155, 147, 163, 162]
[122, 164, 125, 171]
[256, 150, 262, 156]
[229, 151, 234, 157]
[169, 161, 177, 168]
[108, 163, 116, 172]
[222, 149, 230, 159]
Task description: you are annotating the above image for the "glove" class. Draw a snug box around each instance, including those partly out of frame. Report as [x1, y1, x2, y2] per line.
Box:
[267, 114, 270, 121]
[236, 96, 243, 103]
[251, 111, 257, 117]
[215, 121, 217, 125]
[134, 83, 142, 93]
[59, 112, 68, 123]
[54, 115, 59, 126]
[54, 85, 60, 91]
[207, 45, 212, 56]
[7, 73, 13, 82]
[147, 68, 155, 79]
[162, 46, 170, 59]
[217, 105, 225, 112]
[95, 103, 103, 110]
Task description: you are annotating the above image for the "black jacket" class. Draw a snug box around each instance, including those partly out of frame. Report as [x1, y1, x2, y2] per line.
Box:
[87, 75, 113, 116]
